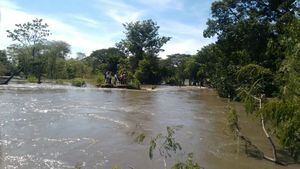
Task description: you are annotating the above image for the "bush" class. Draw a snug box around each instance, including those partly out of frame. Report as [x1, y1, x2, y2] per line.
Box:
[71, 78, 86, 87]
[86, 74, 105, 86]
[27, 75, 38, 83]
[128, 78, 141, 89]
[55, 79, 65, 85]
[95, 74, 105, 85]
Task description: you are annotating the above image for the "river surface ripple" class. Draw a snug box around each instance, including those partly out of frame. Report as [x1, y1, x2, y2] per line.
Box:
[0, 84, 298, 169]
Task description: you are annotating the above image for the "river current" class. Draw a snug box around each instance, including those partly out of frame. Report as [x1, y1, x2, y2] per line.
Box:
[0, 84, 298, 169]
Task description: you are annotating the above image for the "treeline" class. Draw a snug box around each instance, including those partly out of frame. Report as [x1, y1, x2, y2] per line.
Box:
[0, 18, 214, 86]
[1, 41, 91, 79]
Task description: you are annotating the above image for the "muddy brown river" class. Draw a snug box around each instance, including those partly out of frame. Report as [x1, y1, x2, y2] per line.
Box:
[0, 84, 299, 169]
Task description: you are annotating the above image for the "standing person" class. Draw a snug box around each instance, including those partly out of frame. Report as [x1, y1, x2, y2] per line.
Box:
[114, 74, 119, 85]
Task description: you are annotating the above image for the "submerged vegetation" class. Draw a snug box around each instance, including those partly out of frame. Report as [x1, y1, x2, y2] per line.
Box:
[133, 126, 202, 169]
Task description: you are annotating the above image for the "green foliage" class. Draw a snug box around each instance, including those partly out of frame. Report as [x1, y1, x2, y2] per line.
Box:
[0, 63, 7, 76]
[66, 59, 91, 79]
[164, 76, 182, 86]
[227, 106, 239, 136]
[85, 48, 125, 74]
[203, 0, 299, 162]
[146, 126, 203, 168]
[259, 98, 300, 159]
[184, 57, 201, 85]
[134, 133, 146, 144]
[55, 79, 66, 85]
[27, 75, 38, 83]
[6, 18, 50, 83]
[237, 64, 275, 96]
[201, 0, 298, 98]
[237, 79, 263, 114]
[71, 78, 86, 87]
[160, 54, 191, 86]
[7, 18, 50, 46]
[111, 165, 121, 169]
[0, 50, 12, 76]
[44, 41, 71, 79]
[172, 153, 202, 169]
[149, 126, 182, 160]
[117, 19, 170, 79]
[95, 74, 105, 85]
[127, 78, 141, 90]
[135, 57, 161, 84]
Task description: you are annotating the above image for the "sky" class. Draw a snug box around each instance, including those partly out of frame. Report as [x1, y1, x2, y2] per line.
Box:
[0, 0, 216, 58]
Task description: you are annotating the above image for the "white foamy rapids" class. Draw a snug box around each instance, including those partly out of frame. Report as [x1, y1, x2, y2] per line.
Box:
[88, 114, 129, 128]
[4, 154, 72, 169]
[0, 139, 12, 146]
[32, 137, 97, 145]
[0, 83, 95, 91]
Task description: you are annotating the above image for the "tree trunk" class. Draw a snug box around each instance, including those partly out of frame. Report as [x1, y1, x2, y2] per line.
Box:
[257, 95, 278, 163]
[233, 93, 283, 165]
[260, 114, 278, 162]
[37, 73, 42, 84]
[1, 68, 23, 85]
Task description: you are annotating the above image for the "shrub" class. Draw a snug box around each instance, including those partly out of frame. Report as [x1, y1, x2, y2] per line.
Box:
[71, 78, 86, 87]
[128, 78, 141, 89]
[27, 75, 38, 83]
[55, 79, 65, 85]
[95, 74, 105, 85]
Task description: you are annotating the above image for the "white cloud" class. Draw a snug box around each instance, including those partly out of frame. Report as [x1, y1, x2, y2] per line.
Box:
[0, 1, 115, 57]
[160, 20, 204, 38]
[157, 20, 215, 58]
[160, 38, 212, 58]
[0, 0, 20, 10]
[93, 0, 144, 24]
[106, 9, 141, 24]
[139, 0, 183, 10]
[0, 0, 215, 59]
[72, 15, 101, 28]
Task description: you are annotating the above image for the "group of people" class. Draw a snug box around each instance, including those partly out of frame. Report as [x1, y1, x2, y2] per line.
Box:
[104, 71, 127, 85]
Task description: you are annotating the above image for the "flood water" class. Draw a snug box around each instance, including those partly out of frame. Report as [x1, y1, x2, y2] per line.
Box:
[0, 84, 299, 169]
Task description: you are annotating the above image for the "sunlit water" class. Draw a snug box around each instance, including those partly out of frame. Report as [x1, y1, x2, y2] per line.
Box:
[0, 84, 298, 169]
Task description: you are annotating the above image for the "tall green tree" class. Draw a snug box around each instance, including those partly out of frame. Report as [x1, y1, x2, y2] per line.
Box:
[203, 0, 298, 98]
[204, 0, 300, 162]
[161, 54, 191, 85]
[263, 17, 300, 160]
[6, 18, 51, 83]
[116, 19, 171, 72]
[135, 56, 161, 84]
[43, 41, 71, 79]
[86, 47, 126, 74]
